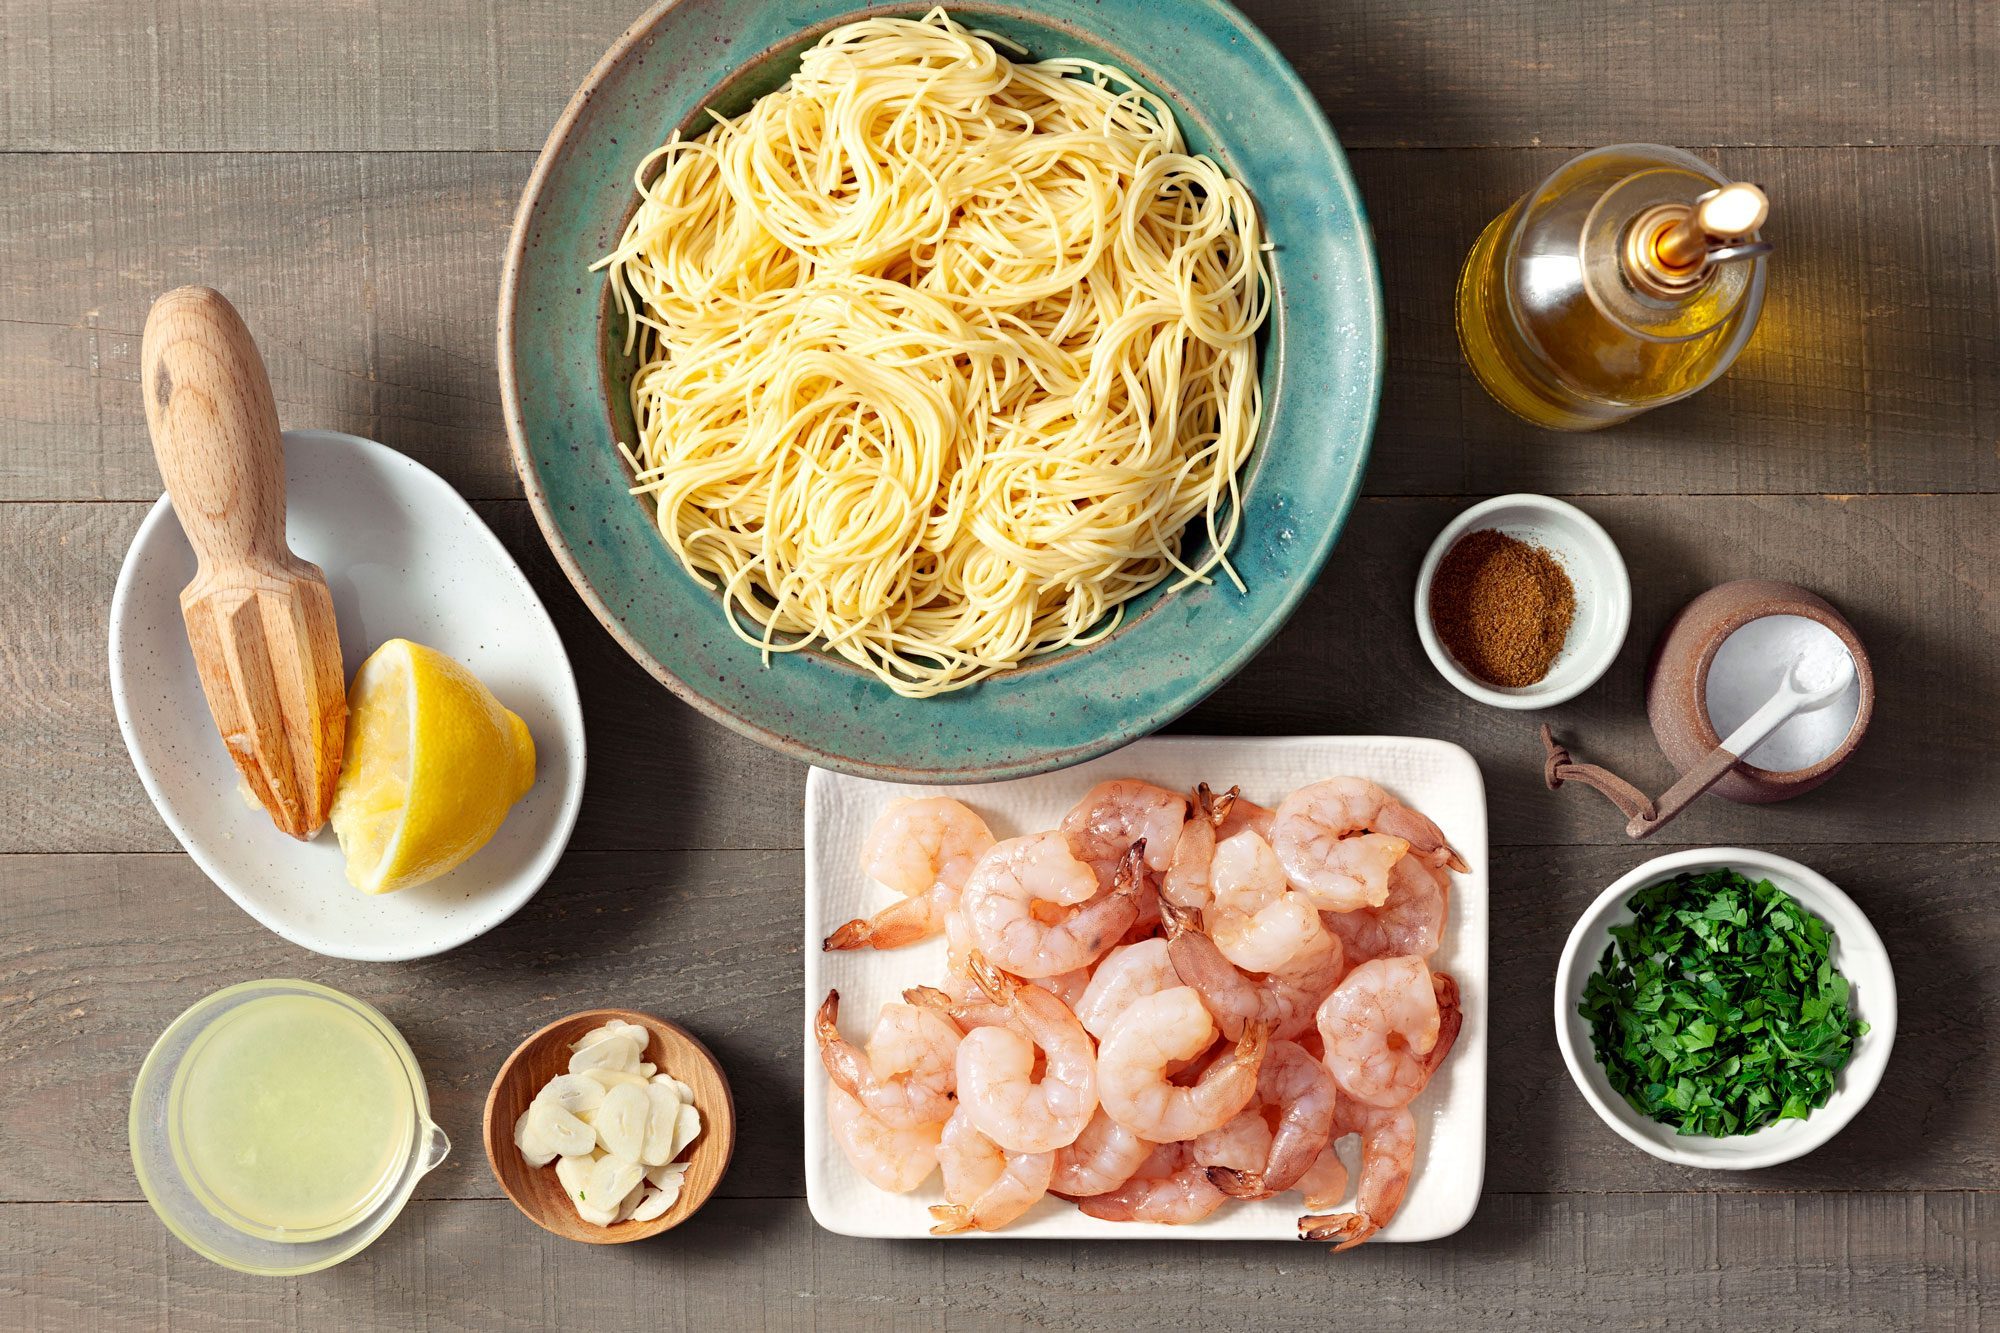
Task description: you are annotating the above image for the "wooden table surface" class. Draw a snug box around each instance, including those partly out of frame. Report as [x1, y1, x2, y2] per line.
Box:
[3, 1, 1994, 1328]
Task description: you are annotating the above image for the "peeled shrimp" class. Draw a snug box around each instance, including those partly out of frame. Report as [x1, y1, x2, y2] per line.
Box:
[1160, 784, 1233, 911]
[962, 834, 1141, 979]
[1317, 957, 1462, 1109]
[815, 991, 957, 1130]
[1097, 986, 1267, 1142]
[1073, 938, 1180, 1041]
[1298, 1098, 1416, 1251]
[1216, 792, 1275, 842]
[1060, 780, 1186, 885]
[1050, 1109, 1153, 1198]
[1293, 1144, 1350, 1210]
[827, 798, 995, 951]
[1207, 830, 1333, 975]
[826, 1085, 941, 1193]
[1204, 1039, 1338, 1199]
[954, 955, 1098, 1154]
[1271, 778, 1464, 912]
[1163, 903, 1344, 1042]
[930, 1108, 1053, 1234]
[1322, 854, 1449, 965]
[1190, 1105, 1273, 1175]
[1077, 1142, 1228, 1224]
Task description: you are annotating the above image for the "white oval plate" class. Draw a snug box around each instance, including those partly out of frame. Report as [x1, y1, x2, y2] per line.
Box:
[803, 735, 1487, 1242]
[110, 430, 586, 961]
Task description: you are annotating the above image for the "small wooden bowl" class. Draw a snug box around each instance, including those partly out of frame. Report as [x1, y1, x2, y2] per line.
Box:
[483, 1009, 735, 1244]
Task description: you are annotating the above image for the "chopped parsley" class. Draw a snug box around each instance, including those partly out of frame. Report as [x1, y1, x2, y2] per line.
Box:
[1579, 868, 1866, 1137]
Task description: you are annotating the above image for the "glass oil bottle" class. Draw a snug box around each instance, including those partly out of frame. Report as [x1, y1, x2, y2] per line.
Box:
[1455, 144, 1770, 431]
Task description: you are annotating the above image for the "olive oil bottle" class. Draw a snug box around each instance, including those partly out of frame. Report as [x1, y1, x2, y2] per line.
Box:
[1455, 144, 1770, 430]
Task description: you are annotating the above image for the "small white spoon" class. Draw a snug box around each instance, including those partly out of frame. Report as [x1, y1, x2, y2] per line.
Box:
[1627, 648, 1856, 838]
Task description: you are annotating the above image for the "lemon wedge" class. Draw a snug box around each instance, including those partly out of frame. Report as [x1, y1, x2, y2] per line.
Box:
[329, 639, 536, 893]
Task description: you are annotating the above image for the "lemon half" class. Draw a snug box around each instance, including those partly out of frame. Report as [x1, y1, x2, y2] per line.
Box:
[329, 639, 536, 894]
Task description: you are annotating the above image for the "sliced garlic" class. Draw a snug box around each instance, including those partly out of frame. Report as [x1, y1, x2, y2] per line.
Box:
[667, 1102, 702, 1161]
[568, 1031, 643, 1075]
[527, 1098, 596, 1159]
[596, 1082, 649, 1161]
[640, 1081, 684, 1166]
[582, 1067, 648, 1091]
[582, 1155, 644, 1227]
[612, 1173, 649, 1223]
[629, 1186, 673, 1222]
[513, 1108, 558, 1167]
[536, 1073, 607, 1116]
[638, 1062, 657, 1078]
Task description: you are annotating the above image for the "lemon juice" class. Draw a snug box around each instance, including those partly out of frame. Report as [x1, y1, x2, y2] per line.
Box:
[169, 992, 417, 1241]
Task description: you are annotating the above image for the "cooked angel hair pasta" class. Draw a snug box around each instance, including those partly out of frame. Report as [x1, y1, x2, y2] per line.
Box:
[597, 7, 1269, 697]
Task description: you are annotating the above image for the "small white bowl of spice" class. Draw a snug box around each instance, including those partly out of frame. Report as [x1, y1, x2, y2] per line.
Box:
[1415, 493, 1630, 709]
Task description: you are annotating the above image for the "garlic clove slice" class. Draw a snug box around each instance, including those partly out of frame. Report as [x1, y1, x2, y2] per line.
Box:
[630, 1186, 674, 1222]
[595, 1082, 649, 1161]
[536, 1072, 607, 1115]
[529, 1098, 597, 1158]
[583, 1155, 644, 1226]
[555, 1153, 593, 1209]
[582, 1067, 648, 1091]
[568, 1032, 643, 1075]
[639, 1081, 683, 1166]
[514, 1108, 558, 1167]
[613, 1173, 649, 1223]
[667, 1102, 702, 1161]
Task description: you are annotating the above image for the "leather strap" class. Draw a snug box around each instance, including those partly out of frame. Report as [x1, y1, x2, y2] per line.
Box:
[1540, 724, 1659, 825]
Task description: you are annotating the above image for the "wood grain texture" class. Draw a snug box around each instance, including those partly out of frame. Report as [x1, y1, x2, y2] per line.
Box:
[3, 0, 1995, 152]
[3, 844, 1992, 1204]
[5, 494, 1989, 855]
[4, 149, 1997, 501]
[0, 1194, 1987, 1331]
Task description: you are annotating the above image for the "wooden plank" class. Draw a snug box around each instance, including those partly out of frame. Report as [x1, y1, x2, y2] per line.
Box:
[3, 0, 1995, 153]
[0, 1194, 1988, 1330]
[3, 844, 1992, 1204]
[3, 148, 1995, 503]
[6, 493, 1991, 855]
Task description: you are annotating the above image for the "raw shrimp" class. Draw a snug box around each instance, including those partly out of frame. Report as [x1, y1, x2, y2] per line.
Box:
[930, 1108, 1053, 1234]
[1293, 1144, 1350, 1210]
[962, 834, 1142, 979]
[954, 954, 1098, 1154]
[815, 991, 957, 1130]
[1204, 1039, 1338, 1199]
[1096, 986, 1267, 1142]
[1073, 938, 1180, 1040]
[827, 798, 994, 951]
[1298, 1098, 1416, 1251]
[1270, 778, 1465, 912]
[1160, 784, 1233, 911]
[1163, 903, 1344, 1042]
[1050, 1109, 1153, 1198]
[862, 797, 995, 899]
[1076, 1142, 1228, 1224]
[1207, 830, 1333, 974]
[1317, 957, 1462, 1109]
[1190, 1105, 1273, 1175]
[1322, 854, 1449, 965]
[1039, 965, 1094, 1011]
[1060, 780, 1187, 884]
[904, 984, 1012, 1034]
[826, 1085, 942, 1193]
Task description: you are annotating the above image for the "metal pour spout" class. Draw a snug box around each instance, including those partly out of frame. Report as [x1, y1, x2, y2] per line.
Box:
[1625, 181, 1772, 299]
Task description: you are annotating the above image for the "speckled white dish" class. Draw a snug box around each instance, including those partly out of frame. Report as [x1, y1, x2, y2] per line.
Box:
[109, 430, 585, 962]
[803, 735, 1487, 1242]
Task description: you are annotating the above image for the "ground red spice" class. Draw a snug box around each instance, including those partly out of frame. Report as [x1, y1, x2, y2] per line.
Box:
[1428, 528, 1576, 688]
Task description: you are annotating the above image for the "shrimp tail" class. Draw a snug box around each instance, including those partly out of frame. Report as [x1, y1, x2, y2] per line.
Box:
[1197, 783, 1239, 828]
[966, 951, 1016, 1005]
[928, 1203, 974, 1235]
[1299, 1210, 1378, 1252]
[1206, 1166, 1275, 1201]
[823, 894, 938, 951]
[815, 990, 866, 1096]
[1422, 971, 1463, 1077]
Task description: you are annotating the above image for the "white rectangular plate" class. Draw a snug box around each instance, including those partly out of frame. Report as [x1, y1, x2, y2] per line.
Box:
[803, 735, 1487, 1242]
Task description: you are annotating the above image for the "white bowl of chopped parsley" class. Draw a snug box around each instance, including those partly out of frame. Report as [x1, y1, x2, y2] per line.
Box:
[1554, 848, 1895, 1169]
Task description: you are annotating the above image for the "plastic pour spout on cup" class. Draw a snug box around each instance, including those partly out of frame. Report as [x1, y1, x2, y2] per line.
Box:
[130, 979, 449, 1275]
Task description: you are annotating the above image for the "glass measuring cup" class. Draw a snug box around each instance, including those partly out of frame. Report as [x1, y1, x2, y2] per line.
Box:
[129, 979, 449, 1275]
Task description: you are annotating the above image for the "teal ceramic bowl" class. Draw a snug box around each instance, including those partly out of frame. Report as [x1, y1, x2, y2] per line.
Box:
[499, 0, 1383, 782]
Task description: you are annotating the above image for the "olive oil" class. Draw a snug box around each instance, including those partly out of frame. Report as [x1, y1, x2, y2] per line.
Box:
[1455, 145, 1769, 431]
[168, 992, 416, 1241]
